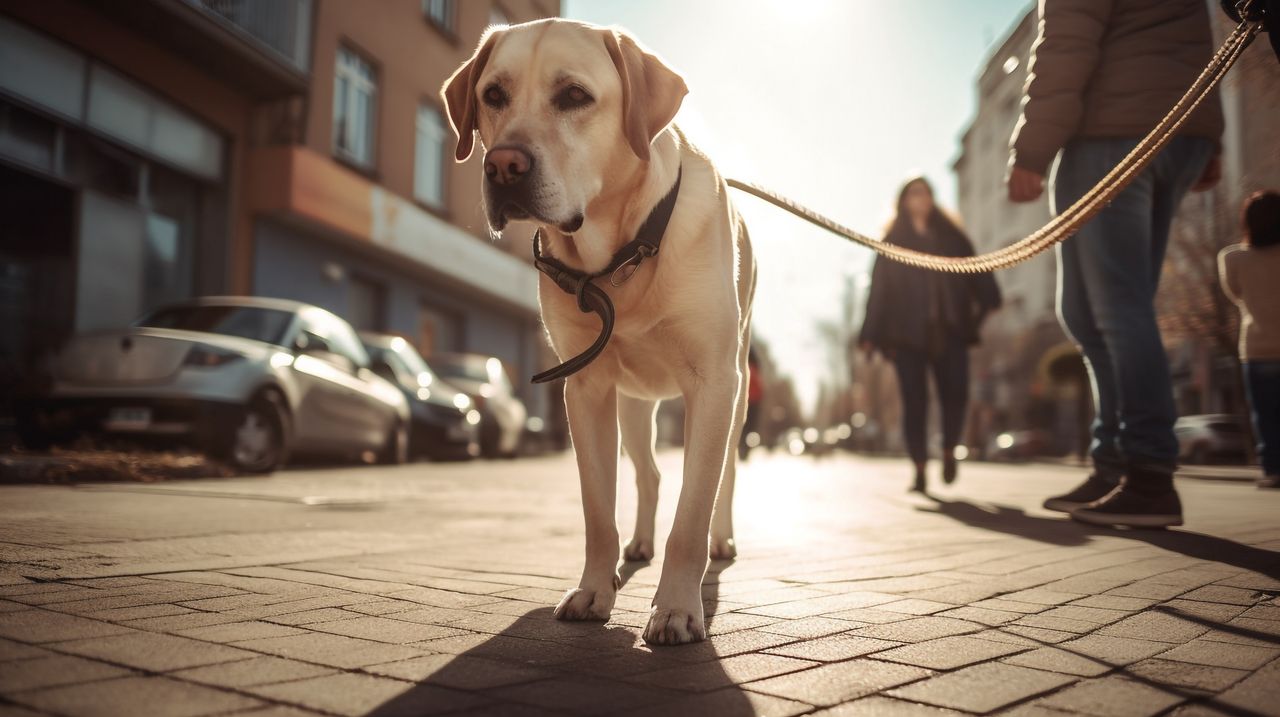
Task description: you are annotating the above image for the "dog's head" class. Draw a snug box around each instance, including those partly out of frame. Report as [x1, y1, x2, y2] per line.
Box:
[441, 20, 687, 235]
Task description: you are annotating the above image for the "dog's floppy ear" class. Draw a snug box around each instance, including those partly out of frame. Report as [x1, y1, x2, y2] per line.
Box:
[441, 30, 500, 162]
[602, 29, 688, 162]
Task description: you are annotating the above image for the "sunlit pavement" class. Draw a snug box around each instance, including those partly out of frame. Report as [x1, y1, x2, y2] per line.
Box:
[1, 452, 1278, 716]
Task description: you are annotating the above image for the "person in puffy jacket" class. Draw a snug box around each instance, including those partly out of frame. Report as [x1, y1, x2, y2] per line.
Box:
[1008, 0, 1224, 528]
[860, 177, 1002, 493]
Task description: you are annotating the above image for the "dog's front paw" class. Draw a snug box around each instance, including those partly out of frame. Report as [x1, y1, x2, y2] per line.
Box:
[709, 536, 737, 560]
[554, 586, 616, 621]
[643, 604, 706, 645]
[623, 538, 654, 562]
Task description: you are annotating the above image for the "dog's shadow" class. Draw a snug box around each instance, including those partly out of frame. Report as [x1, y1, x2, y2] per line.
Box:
[363, 559, 752, 716]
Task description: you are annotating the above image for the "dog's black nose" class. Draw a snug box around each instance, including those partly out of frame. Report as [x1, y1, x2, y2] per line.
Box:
[484, 147, 533, 186]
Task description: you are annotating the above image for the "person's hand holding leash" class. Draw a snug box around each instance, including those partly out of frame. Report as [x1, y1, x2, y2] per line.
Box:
[1007, 165, 1045, 203]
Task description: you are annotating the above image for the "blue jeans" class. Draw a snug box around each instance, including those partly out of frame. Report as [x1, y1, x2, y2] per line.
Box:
[1051, 136, 1213, 478]
[1245, 361, 1280, 476]
[892, 342, 969, 465]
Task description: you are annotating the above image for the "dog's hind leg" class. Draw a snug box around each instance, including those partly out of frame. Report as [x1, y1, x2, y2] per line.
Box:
[619, 395, 660, 562]
[710, 335, 749, 561]
[554, 378, 621, 622]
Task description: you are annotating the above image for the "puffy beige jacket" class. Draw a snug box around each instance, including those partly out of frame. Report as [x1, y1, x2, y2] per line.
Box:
[1011, 0, 1225, 174]
[1220, 243, 1280, 361]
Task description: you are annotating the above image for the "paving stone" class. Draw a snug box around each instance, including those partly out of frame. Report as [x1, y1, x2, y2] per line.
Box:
[811, 695, 970, 716]
[824, 607, 916, 624]
[1055, 634, 1171, 666]
[0, 638, 53, 662]
[705, 611, 779, 635]
[1003, 645, 1119, 677]
[936, 606, 1023, 626]
[971, 598, 1050, 614]
[491, 675, 677, 714]
[1239, 604, 1280, 622]
[0, 609, 135, 643]
[877, 599, 958, 616]
[119, 611, 244, 632]
[1099, 611, 1210, 643]
[874, 635, 1027, 670]
[1185, 657, 1280, 716]
[1014, 613, 1104, 634]
[765, 634, 902, 663]
[1126, 658, 1249, 693]
[175, 621, 307, 643]
[1180, 585, 1269, 606]
[628, 653, 818, 692]
[978, 626, 1078, 646]
[742, 592, 900, 619]
[1004, 589, 1086, 606]
[80, 603, 196, 622]
[232, 633, 423, 669]
[614, 687, 812, 717]
[1034, 675, 1185, 717]
[364, 653, 552, 689]
[745, 660, 932, 706]
[851, 617, 983, 643]
[411, 633, 592, 667]
[52, 631, 255, 672]
[1069, 595, 1157, 611]
[1161, 599, 1249, 624]
[1105, 583, 1189, 601]
[170, 656, 334, 688]
[9, 675, 263, 717]
[307, 616, 469, 644]
[887, 662, 1076, 713]
[0, 654, 132, 692]
[250, 672, 482, 716]
[1038, 605, 1132, 625]
[1157, 639, 1280, 670]
[1198, 616, 1280, 647]
[262, 608, 359, 626]
[757, 617, 855, 639]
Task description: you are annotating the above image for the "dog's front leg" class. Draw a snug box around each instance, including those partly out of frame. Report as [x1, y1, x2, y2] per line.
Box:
[554, 377, 621, 621]
[645, 369, 738, 644]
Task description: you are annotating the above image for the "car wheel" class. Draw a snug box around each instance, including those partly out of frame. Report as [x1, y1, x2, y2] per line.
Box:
[377, 421, 408, 465]
[219, 393, 289, 474]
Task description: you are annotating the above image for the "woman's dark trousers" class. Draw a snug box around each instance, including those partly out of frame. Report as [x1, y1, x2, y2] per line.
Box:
[892, 342, 970, 465]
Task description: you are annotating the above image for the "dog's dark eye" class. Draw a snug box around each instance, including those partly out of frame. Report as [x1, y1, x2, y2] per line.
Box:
[482, 85, 509, 109]
[554, 85, 593, 111]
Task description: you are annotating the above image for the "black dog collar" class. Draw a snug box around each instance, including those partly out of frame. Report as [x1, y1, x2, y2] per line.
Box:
[531, 166, 683, 384]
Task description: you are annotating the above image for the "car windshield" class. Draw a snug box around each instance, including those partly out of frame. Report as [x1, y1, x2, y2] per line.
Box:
[139, 305, 293, 346]
[394, 343, 440, 383]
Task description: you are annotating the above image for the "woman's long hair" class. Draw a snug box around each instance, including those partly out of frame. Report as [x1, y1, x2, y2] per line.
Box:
[884, 177, 970, 253]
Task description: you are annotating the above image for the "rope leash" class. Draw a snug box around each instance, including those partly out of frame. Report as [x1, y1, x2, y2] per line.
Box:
[725, 13, 1264, 274]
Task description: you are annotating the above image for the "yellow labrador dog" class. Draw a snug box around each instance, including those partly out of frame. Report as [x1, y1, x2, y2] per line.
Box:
[442, 19, 755, 645]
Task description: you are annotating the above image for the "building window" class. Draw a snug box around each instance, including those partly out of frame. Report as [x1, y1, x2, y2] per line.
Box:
[423, 0, 456, 34]
[414, 104, 447, 210]
[348, 274, 386, 332]
[333, 47, 377, 168]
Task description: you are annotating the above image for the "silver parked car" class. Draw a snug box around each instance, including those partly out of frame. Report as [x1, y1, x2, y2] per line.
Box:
[21, 297, 409, 473]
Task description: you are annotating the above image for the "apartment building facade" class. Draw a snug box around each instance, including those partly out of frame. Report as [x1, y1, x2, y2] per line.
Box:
[0, 0, 561, 424]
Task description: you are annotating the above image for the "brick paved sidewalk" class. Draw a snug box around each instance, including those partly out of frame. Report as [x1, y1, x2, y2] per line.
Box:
[1, 453, 1278, 716]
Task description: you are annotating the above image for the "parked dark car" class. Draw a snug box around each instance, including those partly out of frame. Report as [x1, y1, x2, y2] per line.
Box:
[430, 353, 527, 458]
[360, 334, 481, 461]
[1176, 414, 1249, 465]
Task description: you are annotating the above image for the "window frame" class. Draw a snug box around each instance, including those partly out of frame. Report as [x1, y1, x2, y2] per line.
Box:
[413, 101, 449, 212]
[422, 0, 457, 38]
[332, 45, 378, 170]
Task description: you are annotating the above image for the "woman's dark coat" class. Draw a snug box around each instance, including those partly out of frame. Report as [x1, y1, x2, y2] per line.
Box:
[859, 220, 1002, 353]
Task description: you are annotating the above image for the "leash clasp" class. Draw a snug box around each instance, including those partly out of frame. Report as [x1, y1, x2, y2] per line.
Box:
[610, 242, 658, 287]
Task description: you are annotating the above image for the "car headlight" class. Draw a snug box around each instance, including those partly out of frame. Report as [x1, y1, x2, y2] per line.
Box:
[184, 345, 244, 368]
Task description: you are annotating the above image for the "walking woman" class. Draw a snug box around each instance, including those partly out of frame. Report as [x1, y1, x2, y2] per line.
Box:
[1219, 190, 1280, 489]
[859, 177, 1002, 492]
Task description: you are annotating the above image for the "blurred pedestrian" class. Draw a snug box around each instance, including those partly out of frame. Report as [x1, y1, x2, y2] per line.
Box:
[1008, 0, 1224, 528]
[1219, 191, 1280, 490]
[860, 177, 1002, 493]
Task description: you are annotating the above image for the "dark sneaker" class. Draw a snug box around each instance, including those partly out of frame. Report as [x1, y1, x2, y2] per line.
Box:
[910, 465, 926, 493]
[1043, 474, 1118, 513]
[1071, 484, 1183, 528]
[1259, 475, 1280, 489]
[942, 456, 958, 485]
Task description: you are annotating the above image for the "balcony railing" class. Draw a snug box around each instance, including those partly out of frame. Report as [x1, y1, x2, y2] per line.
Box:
[183, 0, 312, 73]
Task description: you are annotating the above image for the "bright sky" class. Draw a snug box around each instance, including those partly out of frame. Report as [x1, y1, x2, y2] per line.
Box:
[563, 0, 1033, 412]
